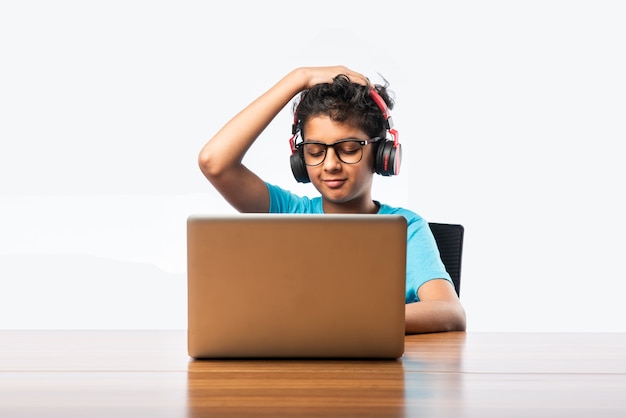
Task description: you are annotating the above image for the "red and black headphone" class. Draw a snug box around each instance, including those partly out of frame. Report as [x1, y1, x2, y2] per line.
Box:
[289, 87, 401, 184]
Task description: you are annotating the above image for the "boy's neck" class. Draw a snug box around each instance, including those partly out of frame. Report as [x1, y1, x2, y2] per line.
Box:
[322, 199, 380, 214]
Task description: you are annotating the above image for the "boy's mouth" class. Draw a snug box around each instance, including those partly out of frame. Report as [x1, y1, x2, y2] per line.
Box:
[322, 179, 346, 188]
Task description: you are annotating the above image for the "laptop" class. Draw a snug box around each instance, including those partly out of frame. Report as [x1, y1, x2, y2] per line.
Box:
[187, 213, 407, 359]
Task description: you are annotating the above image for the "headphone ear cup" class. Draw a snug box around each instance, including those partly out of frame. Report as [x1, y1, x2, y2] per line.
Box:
[290, 151, 310, 183]
[375, 140, 402, 176]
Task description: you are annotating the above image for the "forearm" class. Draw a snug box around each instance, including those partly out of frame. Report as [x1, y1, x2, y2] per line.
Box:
[405, 300, 467, 334]
[198, 68, 309, 178]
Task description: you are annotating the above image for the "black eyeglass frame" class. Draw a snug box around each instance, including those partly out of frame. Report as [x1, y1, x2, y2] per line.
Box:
[295, 137, 382, 166]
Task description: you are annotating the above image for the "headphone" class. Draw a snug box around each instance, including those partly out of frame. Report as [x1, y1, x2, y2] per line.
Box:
[288, 87, 401, 183]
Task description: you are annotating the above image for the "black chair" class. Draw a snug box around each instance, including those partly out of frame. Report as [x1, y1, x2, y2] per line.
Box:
[428, 223, 464, 297]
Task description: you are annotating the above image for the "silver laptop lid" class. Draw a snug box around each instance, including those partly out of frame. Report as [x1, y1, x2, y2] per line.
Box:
[187, 214, 407, 359]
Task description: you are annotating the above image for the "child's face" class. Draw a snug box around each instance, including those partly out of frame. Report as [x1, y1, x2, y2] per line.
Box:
[303, 115, 376, 213]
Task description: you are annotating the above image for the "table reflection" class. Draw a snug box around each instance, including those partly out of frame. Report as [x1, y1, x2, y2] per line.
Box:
[187, 358, 405, 417]
[186, 333, 468, 417]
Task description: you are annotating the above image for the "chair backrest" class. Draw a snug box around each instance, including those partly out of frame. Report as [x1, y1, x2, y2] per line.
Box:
[428, 223, 464, 297]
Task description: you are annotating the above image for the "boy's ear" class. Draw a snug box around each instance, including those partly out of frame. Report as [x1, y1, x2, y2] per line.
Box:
[290, 148, 310, 184]
[369, 87, 401, 176]
[375, 140, 402, 176]
[288, 115, 310, 183]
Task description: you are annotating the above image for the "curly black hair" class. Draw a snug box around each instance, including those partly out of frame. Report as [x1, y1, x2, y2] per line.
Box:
[292, 74, 394, 140]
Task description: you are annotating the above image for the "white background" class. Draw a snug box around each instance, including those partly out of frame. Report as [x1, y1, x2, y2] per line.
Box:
[1, 0, 624, 331]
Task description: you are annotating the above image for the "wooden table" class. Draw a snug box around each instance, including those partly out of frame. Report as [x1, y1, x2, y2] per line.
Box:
[1, 331, 625, 417]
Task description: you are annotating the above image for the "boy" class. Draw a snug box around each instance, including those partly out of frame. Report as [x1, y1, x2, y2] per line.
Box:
[198, 66, 466, 334]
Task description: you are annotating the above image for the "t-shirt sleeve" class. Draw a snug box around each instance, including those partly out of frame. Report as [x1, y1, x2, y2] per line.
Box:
[266, 183, 321, 213]
[404, 215, 453, 302]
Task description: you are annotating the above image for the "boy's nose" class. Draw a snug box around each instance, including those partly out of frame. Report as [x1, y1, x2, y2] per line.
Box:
[323, 147, 341, 169]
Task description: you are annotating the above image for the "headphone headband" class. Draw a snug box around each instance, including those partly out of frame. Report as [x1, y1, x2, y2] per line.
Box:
[369, 87, 391, 127]
[368, 86, 399, 150]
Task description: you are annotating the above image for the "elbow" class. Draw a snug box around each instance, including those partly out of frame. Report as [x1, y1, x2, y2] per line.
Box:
[197, 150, 211, 178]
[198, 148, 223, 181]
[434, 313, 467, 334]
[449, 305, 467, 332]
[444, 303, 467, 332]
[450, 311, 467, 332]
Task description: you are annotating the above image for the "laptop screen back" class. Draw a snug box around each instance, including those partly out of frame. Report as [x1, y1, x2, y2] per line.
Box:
[187, 214, 407, 359]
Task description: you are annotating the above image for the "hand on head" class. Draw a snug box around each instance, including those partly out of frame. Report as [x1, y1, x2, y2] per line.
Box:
[300, 66, 370, 90]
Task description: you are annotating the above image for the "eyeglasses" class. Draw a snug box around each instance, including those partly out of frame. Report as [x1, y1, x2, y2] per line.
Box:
[296, 137, 381, 166]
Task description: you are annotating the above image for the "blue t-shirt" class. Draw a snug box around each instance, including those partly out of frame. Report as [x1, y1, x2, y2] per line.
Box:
[266, 183, 453, 303]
